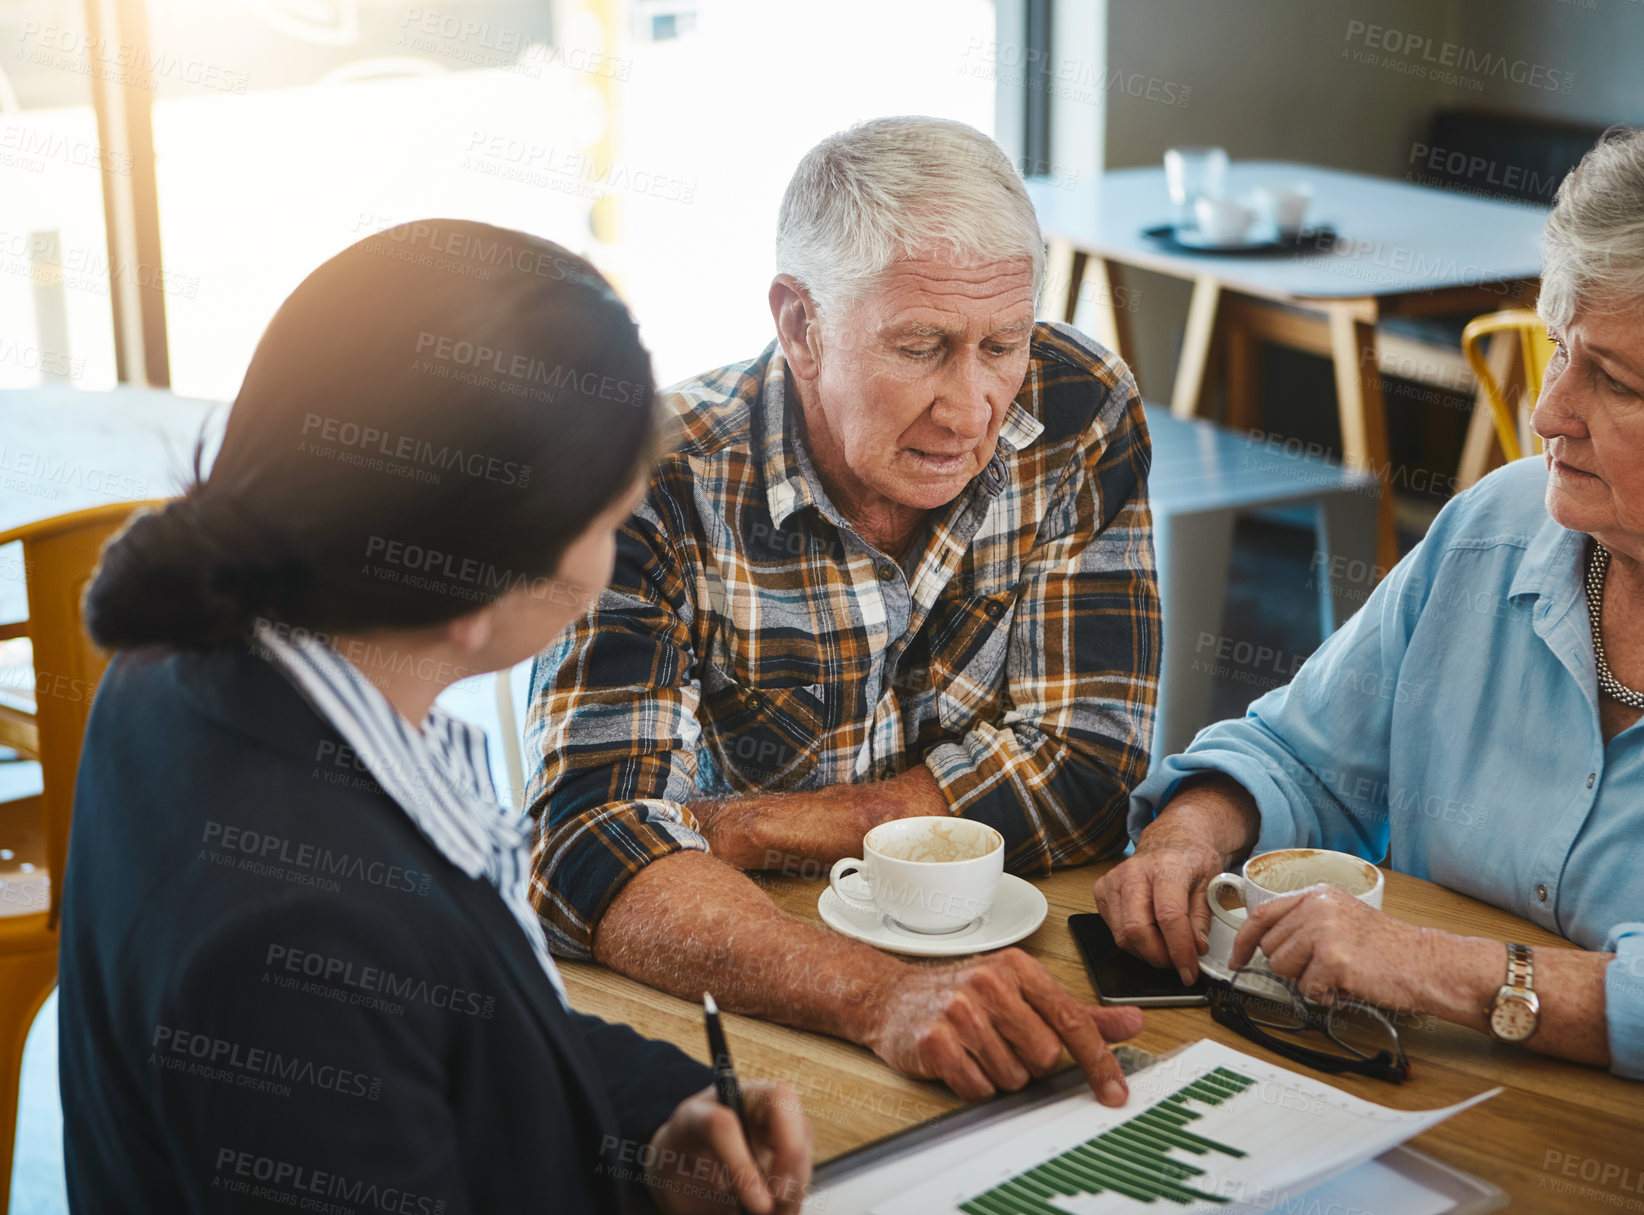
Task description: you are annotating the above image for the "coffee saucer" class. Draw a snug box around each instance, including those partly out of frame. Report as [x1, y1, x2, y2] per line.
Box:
[1198, 950, 1271, 984]
[1142, 222, 1338, 255]
[817, 874, 1049, 957]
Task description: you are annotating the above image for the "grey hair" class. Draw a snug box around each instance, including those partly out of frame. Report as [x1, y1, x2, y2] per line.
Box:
[774, 116, 1045, 323]
[1539, 125, 1644, 329]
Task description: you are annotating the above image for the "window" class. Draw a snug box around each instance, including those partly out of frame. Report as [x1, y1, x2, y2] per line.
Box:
[134, 0, 996, 398]
[0, 0, 118, 388]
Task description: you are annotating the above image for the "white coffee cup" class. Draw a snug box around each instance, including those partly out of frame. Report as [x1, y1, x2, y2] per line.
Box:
[1203, 847, 1385, 967]
[1252, 182, 1314, 237]
[1193, 196, 1254, 246]
[829, 817, 1004, 935]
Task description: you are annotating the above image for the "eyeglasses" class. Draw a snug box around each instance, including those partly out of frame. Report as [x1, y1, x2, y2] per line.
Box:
[1208, 968, 1410, 1085]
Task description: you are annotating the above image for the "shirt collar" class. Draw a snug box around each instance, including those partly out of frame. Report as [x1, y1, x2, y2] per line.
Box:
[754, 344, 1046, 530]
[755, 346, 818, 529]
[253, 622, 570, 1004]
[998, 357, 1047, 454]
[1508, 509, 1586, 625]
[254, 623, 514, 874]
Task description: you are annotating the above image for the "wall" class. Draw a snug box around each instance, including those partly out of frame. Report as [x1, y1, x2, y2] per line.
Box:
[1077, 0, 1642, 407]
[1091, 0, 1463, 400]
[1105, 0, 1455, 175]
[1446, 0, 1644, 129]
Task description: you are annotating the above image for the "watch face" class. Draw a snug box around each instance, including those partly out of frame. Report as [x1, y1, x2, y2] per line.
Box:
[1491, 997, 1538, 1042]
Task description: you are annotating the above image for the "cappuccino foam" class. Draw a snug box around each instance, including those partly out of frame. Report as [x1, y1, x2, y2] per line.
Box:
[1248, 851, 1375, 896]
[874, 823, 997, 864]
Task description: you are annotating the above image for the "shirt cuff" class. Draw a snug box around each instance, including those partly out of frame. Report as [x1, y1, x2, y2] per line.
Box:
[1128, 747, 1307, 855]
[1603, 922, 1644, 1080]
[534, 799, 710, 960]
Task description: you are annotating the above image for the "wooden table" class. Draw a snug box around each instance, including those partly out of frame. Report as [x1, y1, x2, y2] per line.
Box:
[562, 862, 1643, 1211]
[1026, 163, 1548, 570]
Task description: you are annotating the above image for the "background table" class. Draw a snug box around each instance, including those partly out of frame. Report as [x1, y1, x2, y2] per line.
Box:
[561, 862, 1642, 1211]
[1144, 403, 1379, 762]
[1027, 163, 1549, 569]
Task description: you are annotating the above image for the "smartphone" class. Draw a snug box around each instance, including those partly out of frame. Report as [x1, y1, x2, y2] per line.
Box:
[1069, 913, 1210, 1007]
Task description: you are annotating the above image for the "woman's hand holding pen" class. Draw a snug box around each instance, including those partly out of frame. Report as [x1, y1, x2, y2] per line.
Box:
[647, 1081, 813, 1215]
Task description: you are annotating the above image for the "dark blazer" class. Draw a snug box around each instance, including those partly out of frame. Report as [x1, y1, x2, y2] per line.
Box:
[59, 645, 711, 1214]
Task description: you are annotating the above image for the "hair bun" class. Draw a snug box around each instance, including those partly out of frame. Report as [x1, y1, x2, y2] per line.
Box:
[84, 497, 289, 650]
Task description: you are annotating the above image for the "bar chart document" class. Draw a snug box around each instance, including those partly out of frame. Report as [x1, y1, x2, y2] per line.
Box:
[870, 1039, 1500, 1214]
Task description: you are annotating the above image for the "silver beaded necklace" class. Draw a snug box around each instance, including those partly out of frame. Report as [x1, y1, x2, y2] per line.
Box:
[1584, 540, 1644, 709]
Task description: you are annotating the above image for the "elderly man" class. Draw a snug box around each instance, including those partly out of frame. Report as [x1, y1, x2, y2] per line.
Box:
[527, 117, 1158, 1104]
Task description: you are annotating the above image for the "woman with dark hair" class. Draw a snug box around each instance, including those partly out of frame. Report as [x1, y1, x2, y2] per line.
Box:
[58, 220, 811, 1214]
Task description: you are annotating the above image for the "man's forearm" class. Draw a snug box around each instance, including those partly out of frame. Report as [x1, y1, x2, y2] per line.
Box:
[688, 765, 949, 869]
[591, 849, 908, 1042]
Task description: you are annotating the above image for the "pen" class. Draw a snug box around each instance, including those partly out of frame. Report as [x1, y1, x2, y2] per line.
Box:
[703, 992, 749, 1138]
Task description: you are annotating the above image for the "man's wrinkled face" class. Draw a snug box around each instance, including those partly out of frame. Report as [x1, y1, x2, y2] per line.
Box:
[806, 254, 1036, 513]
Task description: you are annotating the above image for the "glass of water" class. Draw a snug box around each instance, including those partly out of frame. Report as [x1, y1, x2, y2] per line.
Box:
[1164, 146, 1230, 227]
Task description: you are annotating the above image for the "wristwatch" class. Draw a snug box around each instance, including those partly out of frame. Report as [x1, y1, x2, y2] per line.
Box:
[1487, 942, 1541, 1043]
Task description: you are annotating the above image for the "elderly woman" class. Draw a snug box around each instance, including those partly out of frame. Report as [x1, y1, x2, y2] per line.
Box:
[1094, 127, 1644, 1079]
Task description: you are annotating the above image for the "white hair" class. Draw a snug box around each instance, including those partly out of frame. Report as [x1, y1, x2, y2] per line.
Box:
[1539, 126, 1644, 329]
[774, 116, 1045, 323]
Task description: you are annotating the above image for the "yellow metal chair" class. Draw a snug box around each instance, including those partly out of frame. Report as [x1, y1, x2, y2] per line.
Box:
[0, 499, 165, 1215]
[1462, 309, 1558, 465]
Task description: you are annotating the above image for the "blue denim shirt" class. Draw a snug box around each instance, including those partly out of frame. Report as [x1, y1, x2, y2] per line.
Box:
[1132, 456, 1644, 1080]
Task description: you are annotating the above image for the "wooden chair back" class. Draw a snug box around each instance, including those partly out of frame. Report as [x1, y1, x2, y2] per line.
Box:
[0, 500, 168, 928]
[1462, 309, 1556, 463]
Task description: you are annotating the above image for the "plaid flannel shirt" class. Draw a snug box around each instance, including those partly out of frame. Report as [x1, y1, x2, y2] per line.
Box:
[526, 321, 1159, 959]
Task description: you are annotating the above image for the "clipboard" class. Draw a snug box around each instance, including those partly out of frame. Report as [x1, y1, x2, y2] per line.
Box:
[804, 1044, 1507, 1214]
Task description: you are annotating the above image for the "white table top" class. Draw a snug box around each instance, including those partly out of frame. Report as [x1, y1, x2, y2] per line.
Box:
[0, 384, 225, 621]
[1028, 160, 1549, 301]
[0, 384, 224, 528]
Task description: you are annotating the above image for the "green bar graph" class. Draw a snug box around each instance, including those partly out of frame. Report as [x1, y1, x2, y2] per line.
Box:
[956, 1070, 1255, 1214]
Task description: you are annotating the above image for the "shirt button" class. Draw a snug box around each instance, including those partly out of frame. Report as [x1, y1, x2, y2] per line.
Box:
[877, 564, 896, 582]
[1586, 772, 1596, 788]
[1536, 884, 1549, 902]
[983, 600, 1004, 619]
[745, 690, 766, 710]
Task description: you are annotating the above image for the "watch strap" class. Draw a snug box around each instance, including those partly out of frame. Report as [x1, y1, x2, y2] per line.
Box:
[1505, 942, 1534, 992]
[1487, 942, 1540, 1043]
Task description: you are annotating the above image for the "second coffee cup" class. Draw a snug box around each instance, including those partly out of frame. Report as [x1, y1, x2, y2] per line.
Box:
[829, 817, 1004, 935]
[1203, 847, 1385, 969]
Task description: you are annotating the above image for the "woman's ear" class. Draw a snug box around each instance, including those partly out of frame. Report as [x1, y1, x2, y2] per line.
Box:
[442, 604, 495, 656]
[770, 275, 823, 383]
